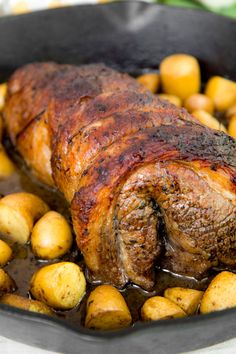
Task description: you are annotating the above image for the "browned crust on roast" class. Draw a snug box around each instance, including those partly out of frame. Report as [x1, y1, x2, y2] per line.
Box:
[4, 62, 236, 290]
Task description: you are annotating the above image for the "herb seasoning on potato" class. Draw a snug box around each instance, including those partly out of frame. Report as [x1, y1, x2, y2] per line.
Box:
[31, 211, 72, 259]
[30, 262, 86, 310]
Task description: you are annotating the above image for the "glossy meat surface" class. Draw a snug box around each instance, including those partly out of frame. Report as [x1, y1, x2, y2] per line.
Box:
[4, 62, 236, 290]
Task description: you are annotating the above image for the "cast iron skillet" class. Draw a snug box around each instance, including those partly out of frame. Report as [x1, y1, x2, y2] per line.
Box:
[0, 2, 236, 353]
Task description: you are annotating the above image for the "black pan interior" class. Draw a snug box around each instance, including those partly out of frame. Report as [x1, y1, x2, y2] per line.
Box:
[0, 2, 236, 354]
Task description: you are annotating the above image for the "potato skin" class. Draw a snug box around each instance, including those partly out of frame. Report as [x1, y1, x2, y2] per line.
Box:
[0, 294, 53, 316]
[0, 269, 16, 296]
[85, 285, 132, 330]
[137, 73, 160, 93]
[0, 83, 7, 111]
[205, 76, 236, 112]
[0, 193, 49, 244]
[0, 114, 3, 140]
[0, 145, 15, 179]
[31, 211, 73, 259]
[30, 262, 86, 310]
[228, 114, 236, 138]
[192, 110, 226, 132]
[141, 296, 186, 321]
[200, 271, 236, 314]
[158, 94, 182, 107]
[0, 115, 14, 178]
[184, 94, 214, 114]
[160, 54, 200, 100]
[0, 239, 12, 266]
[226, 104, 236, 120]
[164, 287, 203, 315]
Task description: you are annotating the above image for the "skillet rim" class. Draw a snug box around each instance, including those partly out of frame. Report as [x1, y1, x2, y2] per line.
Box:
[0, 0, 235, 23]
[1, 301, 236, 340]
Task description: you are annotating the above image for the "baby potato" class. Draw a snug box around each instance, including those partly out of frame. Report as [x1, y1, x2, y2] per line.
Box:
[136, 73, 160, 93]
[0, 239, 12, 266]
[200, 271, 236, 314]
[0, 193, 49, 244]
[226, 104, 236, 120]
[160, 54, 200, 100]
[0, 269, 15, 296]
[0, 294, 53, 316]
[0, 83, 7, 111]
[0, 146, 15, 179]
[0, 114, 3, 140]
[192, 110, 227, 132]
[85, 285, 132, 330]
[158, 94, 182, 107]
[205, 76, 236, 112]
[184, 93, 214, 114]
[164, 287, 204, 315]
[141, 296, 186, 321]
[30, 262, 86, 310]
[31, 211, 72, 259]
[228, 114, 236, 138]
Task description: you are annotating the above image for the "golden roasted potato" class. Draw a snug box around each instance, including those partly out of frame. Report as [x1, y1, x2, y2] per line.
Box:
[200, 271, 236, 314]
[226, 103, 236, 120]
[160, 54, 200, 100]
[158, 94, 182, 107]
[0, 114, 3, 140]
[141, 296, 186, 321]
[0, 294, 53, 316]
[205, 76, 236, 112]
[0, 83, 7, 111]
[30, 262, 86, 310]
[0, 193, 49, 244]
[136, 73, 160, 93]
[31, 211, 73, 259]
[184, 93, 214, 114]
[192, 110, 227, 132]
[228, 114, 236, 138]
[164, 287, 203, 315]
[0, 239, 12, 266]
[0, 269, 15, 296]
[0, 114, 15, 179]
[0, 145, 15, 179]
[85, 285, 132, 330]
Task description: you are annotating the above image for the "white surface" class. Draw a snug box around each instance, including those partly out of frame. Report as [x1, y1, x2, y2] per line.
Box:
[199, 0, 236, 8]
[1, 335, 236, 354]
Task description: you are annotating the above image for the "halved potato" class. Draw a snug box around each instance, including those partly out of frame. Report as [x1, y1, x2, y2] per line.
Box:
[160, 54, 200, 100]
[184, 93, 214, 114]
[192, 110, 227, 132]
[205, 76, 236, 111]
[164, 287, 203, 315]
[158, 94, 182, 107]
[0, 83, 7, 111]
[0, 193, 49, 244]
[200, 271, 236, 314]
[0, 146, 15, 179]
[228, 114, 236, 138]
[0, 269, 16, 296]
[0, 239, 13, 266]
[226, 103, 236, 120]
[30, 262, 86, 310]
[137, 73, 160, 93]
[31, 211, 73, 259]
[141, 296, 186, 321]
[0, 294, 53, 316]
[0, 114, 3, 140]
[85, 285, 132, 330]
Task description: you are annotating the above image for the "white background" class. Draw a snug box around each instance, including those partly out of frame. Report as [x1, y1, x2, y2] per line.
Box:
[1, 335, 236, 354]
